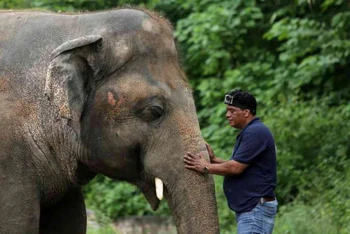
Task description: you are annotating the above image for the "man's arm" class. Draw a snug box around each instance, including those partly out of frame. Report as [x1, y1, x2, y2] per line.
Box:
[184, 152, 249, 176]
[204, 160, 248, 176]
[205, 142, 226, 164]
[210, 157, 227, 164]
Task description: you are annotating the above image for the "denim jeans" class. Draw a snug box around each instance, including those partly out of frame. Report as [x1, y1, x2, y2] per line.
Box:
[235, 200, 278, 234]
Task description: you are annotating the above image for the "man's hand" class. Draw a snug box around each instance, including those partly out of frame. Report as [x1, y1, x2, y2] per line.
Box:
[205, 141, 216, 163]
[184, 152, 210, 174]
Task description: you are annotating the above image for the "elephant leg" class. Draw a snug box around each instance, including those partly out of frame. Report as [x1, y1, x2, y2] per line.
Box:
[39, 187, 87, 234]
[0, 176, 40, 234]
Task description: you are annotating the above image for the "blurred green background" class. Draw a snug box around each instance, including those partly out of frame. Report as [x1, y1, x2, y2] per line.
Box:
[2, 0, 350, 233]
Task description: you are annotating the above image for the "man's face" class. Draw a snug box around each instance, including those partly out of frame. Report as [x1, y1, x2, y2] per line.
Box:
[225, 105, 249, 129]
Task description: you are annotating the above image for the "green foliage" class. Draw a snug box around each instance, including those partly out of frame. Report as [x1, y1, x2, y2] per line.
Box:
[84, 175, 171, 221]
[87, 225, 117, 234]
[30, 0, 151, 12]
[213, 176, 236, 233]
[175, 0, 263, 77]
[0, 0, 31, 9]
[0, 0, 158, 11]
[274, 202, 339, 234]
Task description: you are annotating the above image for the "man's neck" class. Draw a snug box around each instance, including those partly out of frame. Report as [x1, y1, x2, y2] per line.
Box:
[241, 116, 256, 129]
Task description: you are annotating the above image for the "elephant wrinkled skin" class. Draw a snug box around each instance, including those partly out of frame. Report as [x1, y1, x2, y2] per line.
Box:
[0, 8, 219, 234]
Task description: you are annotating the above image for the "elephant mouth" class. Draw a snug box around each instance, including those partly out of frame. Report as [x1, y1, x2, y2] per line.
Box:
[137, 174, 166, 211]
[131, 147, 167, 211]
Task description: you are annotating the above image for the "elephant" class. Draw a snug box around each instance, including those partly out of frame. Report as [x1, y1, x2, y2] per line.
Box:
[0, 8, 219, 234]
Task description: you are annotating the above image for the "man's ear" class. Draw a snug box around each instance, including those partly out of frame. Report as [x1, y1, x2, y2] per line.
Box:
[44, 35, 102, 134]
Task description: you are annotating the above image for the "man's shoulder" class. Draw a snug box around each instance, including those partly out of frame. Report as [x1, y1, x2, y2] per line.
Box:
[245, 120, 274, 139]
[247, 119, 270, 132]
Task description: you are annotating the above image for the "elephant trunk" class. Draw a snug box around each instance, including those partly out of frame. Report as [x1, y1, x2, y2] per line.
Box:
[165, 164, 219, 234]
[144, 144, 220, 233]
[144, 108, 220, 233]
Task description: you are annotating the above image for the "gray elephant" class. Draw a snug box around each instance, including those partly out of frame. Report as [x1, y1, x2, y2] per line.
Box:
[0, 8, 219, 234]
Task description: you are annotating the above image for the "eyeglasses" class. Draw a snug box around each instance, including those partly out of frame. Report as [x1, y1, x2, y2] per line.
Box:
[224, 94, 233, 105]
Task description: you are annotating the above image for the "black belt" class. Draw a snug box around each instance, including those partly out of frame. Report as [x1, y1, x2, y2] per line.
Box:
[258, 197, 276, 204]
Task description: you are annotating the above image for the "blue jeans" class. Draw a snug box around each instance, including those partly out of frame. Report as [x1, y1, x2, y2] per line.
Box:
[235, 200, 278, 234]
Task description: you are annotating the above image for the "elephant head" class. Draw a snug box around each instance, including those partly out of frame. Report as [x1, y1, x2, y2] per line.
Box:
[44, 9, 219, 234]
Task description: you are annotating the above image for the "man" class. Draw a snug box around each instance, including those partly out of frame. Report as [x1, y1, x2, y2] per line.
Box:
[184, 89, 277, 234]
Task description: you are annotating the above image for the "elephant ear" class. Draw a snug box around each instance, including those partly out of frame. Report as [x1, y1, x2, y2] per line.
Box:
[45, 35, 102, 134]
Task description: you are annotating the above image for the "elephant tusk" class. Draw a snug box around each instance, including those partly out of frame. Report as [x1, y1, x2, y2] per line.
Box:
[155, 177, 163, 201]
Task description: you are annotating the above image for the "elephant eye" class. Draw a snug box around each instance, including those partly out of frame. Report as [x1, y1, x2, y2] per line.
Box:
[138, 105, 164, 122]
[148, 106, 164, 121]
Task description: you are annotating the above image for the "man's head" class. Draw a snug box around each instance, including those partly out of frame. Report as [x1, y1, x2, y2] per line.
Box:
[224, 90, 257, 129]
